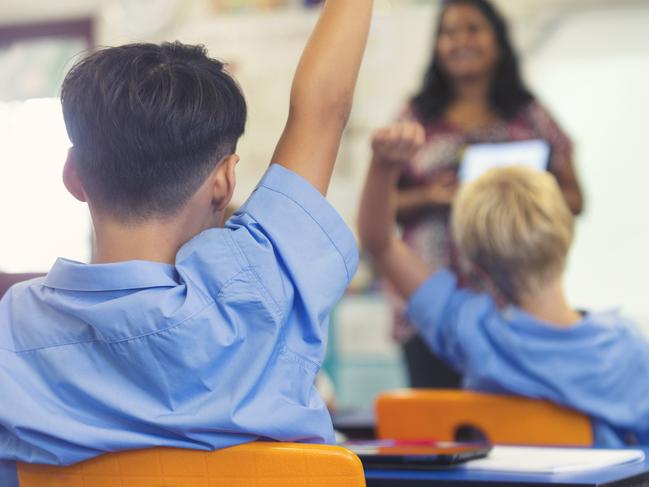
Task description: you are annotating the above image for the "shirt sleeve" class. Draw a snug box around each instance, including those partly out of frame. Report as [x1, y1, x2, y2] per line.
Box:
[225, 164, 359, 365]
[406, 269, 490, 372]
[0, 461, 18, 487]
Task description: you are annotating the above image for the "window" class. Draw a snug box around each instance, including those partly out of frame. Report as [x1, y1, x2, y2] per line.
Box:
[0, 19, 92, 272]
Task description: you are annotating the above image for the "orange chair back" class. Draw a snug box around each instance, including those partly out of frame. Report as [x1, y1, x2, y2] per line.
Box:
[18, 442, 365, 487]
[376, 389, 593, 446]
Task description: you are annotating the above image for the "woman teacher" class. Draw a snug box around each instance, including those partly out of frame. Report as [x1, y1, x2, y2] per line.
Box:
[385, 0, 584, 388]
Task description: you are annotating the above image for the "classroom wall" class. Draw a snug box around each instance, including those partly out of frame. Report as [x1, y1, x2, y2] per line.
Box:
[524, 4, 649, 323]
[156, 1, 649, 322]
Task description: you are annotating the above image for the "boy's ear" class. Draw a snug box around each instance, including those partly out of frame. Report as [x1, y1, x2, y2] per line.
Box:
[211, 154, 239, 211]
[63, 149, 87, 203]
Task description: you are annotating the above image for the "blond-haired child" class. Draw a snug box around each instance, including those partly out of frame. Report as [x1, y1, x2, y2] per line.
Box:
[359, 122, 649, 446]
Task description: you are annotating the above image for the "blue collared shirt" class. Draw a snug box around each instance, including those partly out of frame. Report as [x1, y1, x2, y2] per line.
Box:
[0, 164, 358, 485]
[408, 269, 649, 447]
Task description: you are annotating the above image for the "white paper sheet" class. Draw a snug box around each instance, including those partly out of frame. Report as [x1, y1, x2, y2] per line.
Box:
[459, 139, 551, 182]
[464, 446, 645, 474]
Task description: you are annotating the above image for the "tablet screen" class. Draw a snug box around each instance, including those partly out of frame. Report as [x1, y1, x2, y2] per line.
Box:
[459, 139, 550, 182]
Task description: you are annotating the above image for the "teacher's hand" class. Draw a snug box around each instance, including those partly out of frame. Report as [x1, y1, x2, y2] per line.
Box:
[426, 182, 457, 206]
[425, 168, 458, 206]
[396, 168, 458, 217]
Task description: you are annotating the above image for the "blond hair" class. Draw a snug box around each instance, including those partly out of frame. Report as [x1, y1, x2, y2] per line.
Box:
[452, 166, 574, 303]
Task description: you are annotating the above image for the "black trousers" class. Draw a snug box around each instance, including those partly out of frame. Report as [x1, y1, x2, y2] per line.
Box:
[402, 333, 461, 389]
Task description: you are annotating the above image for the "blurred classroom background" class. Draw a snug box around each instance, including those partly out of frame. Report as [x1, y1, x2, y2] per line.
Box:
[1, 0, 648, 409]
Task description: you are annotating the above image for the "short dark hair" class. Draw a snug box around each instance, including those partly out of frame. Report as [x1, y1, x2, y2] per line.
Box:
[412, 0, 534, 121]
[61, 41, 247, 219]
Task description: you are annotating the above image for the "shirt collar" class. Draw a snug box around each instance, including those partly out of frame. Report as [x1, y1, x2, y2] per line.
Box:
[44, 258, 179, 292]
[502, 305, 589, 334]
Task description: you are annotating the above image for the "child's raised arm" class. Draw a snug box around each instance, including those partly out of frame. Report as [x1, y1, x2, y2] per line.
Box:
[272, 0, 373, 195]
[358, 122, 433, 300]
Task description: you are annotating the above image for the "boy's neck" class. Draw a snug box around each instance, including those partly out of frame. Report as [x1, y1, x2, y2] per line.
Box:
[518, 278, 582, 327]
[91, 208, 220, 265]
[93, 221, 180, 265]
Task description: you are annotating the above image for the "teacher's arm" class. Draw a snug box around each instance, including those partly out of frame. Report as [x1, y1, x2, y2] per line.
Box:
[553, 159, 584, 215]
[534, 103, 585, 215]
[396, 170, 458, 221]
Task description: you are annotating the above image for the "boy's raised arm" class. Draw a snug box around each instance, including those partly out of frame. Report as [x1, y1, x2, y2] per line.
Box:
[358, 122, 432, 300]
[272, 0, 373, 195]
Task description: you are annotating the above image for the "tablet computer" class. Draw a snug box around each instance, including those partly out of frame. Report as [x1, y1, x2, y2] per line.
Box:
[459, 139, 550, 182]
[344, 440, 492, 469]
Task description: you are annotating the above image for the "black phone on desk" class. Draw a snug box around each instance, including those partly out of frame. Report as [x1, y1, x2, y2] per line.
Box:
[343, 440, 492, 469]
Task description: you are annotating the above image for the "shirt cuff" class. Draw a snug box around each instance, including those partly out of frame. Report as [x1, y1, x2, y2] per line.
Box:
[253, 164, 359, 281]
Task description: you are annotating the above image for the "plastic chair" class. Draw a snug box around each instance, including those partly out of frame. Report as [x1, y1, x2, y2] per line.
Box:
[17, 442, 366, 487]
[376, 389, 593, 446]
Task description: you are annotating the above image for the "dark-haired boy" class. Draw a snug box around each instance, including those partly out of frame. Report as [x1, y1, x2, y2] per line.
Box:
[0, 1, 373, 484]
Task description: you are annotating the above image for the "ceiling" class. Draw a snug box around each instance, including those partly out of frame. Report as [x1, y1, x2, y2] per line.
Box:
[0, 0, 643, 26]
[0, 0, 100, 24]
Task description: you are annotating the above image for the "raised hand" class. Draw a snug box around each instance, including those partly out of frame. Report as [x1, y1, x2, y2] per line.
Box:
[371, 122, 426, 166]
[272, 0, 374, 195]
